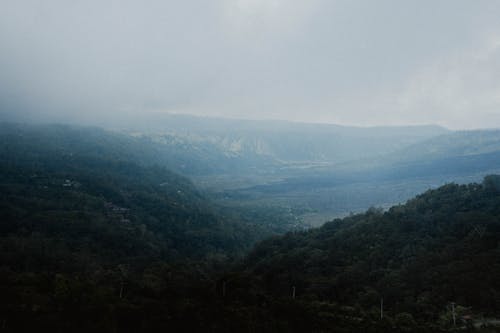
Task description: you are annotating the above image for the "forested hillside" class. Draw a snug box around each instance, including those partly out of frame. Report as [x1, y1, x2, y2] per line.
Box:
[1, 122, 500, 332]
[234, 176, 500, 330]
[0, 122, 272, 176]
[0, 123, 273, 260]
[0, 123, 277, 331]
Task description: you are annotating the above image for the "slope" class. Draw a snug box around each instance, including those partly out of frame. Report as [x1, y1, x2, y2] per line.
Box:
[241, 176, 500, 325]
[0, 122, 267, 263]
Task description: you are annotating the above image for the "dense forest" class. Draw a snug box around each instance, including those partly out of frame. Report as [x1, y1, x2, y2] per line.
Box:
[1, 123, 500, 332]
[239, 176, 500, 330]
[0, 123, 277, 260]
[0, 123, 284, 331]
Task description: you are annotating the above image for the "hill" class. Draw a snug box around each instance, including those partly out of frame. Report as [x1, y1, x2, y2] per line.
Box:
[387, 130, 500, 163]
[1, 122, 500, 332]
[115, 113, 449, 166]
[0, 122, 295, 331]
[229, 176, 500, 331]
[0, 122, 268, 262]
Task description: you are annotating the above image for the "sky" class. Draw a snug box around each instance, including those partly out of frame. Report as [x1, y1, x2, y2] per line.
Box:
[1, 0, 500, 129]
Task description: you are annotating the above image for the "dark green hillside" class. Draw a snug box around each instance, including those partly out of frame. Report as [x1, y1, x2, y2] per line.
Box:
[0, 122, 275, 176]
[1, 122, 499, 332]
[0, 123, 297, 332]
[0, 123, 266, 261]
[241, 176, 500, 325]
[0, 122, 170, 169]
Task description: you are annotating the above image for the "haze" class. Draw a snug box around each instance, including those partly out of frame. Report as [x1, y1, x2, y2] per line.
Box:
[1, 0, 500, 129]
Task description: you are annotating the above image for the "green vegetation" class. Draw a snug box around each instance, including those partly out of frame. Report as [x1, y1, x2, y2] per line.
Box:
[0, 122, 295, 331]
[235, 176, 500, 331]
[0, 123, 272, 261]
[1, 122, 500, 332]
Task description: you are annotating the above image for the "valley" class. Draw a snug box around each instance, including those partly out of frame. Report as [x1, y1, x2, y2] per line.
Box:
[2, 2, 500, 331]
[1, 120, 500, 332]
[115, 114, 500, 227]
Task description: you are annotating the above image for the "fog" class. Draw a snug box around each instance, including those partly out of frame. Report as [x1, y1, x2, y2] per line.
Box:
[1, 0, 500, 129]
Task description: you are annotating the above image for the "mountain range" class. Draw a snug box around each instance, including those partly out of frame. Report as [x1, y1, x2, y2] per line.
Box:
[1, 120, 499, 331]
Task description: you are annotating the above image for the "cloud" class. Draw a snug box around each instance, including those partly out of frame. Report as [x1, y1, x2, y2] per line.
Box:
[393, 32, 500, 129]
[0, 0, 500, 128]
[221, 0, 320, 35]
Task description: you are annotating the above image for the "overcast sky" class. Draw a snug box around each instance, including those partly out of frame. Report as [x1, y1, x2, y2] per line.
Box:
[1, 0, 500, 129]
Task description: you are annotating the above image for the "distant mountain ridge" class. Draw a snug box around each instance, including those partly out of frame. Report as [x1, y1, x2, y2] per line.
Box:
[386, 129, 500, 163]
[101, 114, 500, 225]
[5, 118, 500, 229]
[117, 113, 450, 165]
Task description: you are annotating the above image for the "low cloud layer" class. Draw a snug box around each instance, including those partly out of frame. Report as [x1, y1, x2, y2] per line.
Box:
[1, 0, 500, 129]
